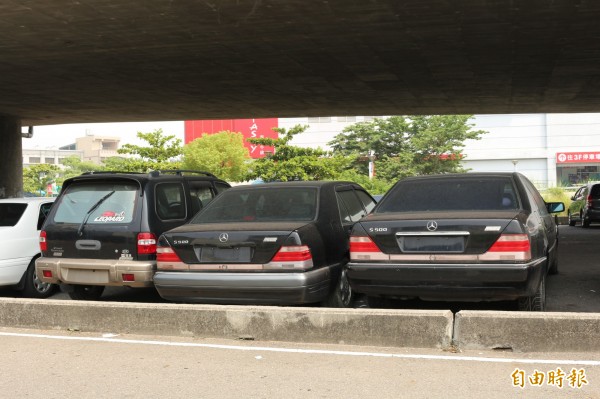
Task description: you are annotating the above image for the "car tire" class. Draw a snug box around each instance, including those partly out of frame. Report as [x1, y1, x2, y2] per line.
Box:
[68, 285, 105, 301]
[568, 212, 576, 226]
[548, 249, 559, 275]
[21, 259, 56, 299]
[322, 269, 354, 308]
[582, 214, 591, 228]
[517, 273, 546, 311]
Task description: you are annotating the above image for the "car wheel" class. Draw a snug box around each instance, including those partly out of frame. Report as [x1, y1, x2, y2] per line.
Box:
[322, 269, 354, 308]
[568, 212, 576, 226]
[68, 285, 105, 301]
[517, 273, 546, 311]
[548, 248, 558, 275]
[582, 214, 591, 228]
[21, 259, 56, 299]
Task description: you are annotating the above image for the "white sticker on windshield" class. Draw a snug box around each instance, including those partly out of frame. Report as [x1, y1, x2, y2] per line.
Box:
[94, 211, 126, 223]
[485, 226, 502, 231]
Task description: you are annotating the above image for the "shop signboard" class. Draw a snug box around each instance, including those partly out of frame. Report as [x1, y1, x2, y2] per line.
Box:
[556, 152, 600, 164]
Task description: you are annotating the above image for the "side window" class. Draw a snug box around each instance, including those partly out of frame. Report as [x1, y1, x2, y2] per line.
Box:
[214, 182, 230, 194]
[336, 193, 352, 224]
[522, 179, 549, 217]
[188, 182, 214, 215]
[355, 190, 377, 214]
[37, 202, 53, 230]
[337, 189, 367, 223]
[156, 183, 186, 220]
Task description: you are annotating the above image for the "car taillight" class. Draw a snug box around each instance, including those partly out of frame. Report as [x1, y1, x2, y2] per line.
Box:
[271, 245, 312, 262]
[137, 233, 157, 255]
[350, 236, 381, 252]
[485, 233, 531, 261]
[266, 245, 313, 270]
[587, 195, 594, 208]
[349, 236, 388, 261]
[39, 230, 47, 252]
[156, 240, 188, 271]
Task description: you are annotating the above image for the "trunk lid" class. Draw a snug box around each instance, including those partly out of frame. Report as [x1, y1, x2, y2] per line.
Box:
[358, 210, 521, 255]
[164, 221, 313, 264]
[43, 179, 142, 260]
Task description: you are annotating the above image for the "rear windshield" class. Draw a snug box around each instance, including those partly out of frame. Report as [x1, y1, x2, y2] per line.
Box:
[591, 184, 600, 197]
[52, 182, 138, 224]
[376, 177, 519, 213]
[0, 203, 27, 227]
[191, 187, 318, 224]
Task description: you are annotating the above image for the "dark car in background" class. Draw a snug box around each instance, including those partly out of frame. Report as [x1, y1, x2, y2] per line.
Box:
[346, 173, 564, 311]
[568, 182, 600, 227]
[153, 181, 376, 306]
[36, 170, 230, 300]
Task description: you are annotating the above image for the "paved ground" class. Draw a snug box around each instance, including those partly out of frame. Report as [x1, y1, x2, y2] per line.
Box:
[2, 225, 599, 312]
[1, 327, 598, 399]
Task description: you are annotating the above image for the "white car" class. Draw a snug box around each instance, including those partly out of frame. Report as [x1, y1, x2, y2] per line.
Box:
[0, 197, 56, 298]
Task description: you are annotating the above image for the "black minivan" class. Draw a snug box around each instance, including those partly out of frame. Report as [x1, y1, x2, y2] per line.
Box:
[36, 170, 230, 300]
[568, 182, 600, 227]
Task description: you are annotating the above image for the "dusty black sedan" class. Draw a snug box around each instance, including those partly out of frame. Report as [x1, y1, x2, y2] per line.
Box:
[346, 173, 564, 311]
[153, 181, 376, 306]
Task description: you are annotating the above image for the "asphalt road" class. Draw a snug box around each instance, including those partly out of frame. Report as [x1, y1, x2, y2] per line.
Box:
[1, 225, 599, 312]
[1, 327, 598, 399]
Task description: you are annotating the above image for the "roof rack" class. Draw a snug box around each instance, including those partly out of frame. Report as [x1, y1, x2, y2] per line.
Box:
[80, 171, 145, 175]
[149, 170, 217, 178]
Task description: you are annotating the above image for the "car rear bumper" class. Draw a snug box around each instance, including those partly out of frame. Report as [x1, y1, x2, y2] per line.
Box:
[585, 208, 600, 221]
[35, 257, 155, 288]
[153, 266, 332, 305]
[346, 257, 546, 301]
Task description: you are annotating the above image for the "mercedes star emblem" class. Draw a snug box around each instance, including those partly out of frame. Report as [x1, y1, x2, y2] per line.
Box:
[426, 221, 438, 231]
[218, 233, 229, 242]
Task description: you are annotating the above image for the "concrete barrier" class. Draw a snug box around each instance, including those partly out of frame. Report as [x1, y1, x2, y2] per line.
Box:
[0, 298, 453, 349]
[454, 310, 600, 352]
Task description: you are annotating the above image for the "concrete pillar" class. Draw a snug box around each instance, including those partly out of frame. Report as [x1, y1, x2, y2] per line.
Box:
[0, 116, 23, 198]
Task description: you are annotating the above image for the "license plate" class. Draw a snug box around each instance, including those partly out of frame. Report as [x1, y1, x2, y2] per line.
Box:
[198, 247, 253, 262]
[66, 269, 110, 284]
[398, 236, 465, 253]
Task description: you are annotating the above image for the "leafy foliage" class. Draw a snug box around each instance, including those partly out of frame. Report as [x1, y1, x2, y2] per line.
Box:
[112, 129, 183, 172]
[60, 156, 104, 180]
[182, 131, 250, 182]
[247, 125, 351, 182]
[328, 115, 486, 181]
[23, 164, 61, 195]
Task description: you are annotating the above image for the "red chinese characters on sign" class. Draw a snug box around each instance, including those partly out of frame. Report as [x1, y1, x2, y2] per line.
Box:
[556, 152, 600, 164]
[184, 118, 278, 159]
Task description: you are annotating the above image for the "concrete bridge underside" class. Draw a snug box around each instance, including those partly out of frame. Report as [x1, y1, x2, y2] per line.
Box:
[2, 0, 600, 196]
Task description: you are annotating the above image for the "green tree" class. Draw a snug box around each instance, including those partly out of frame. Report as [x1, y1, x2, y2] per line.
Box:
[247, 125, 351, 182]
[60, 155, 104, 180]
[110, 129, 183, 172]
[23, 164, 60, 196]
[182, 131, 250, 182]
[329, 115, 486, 181]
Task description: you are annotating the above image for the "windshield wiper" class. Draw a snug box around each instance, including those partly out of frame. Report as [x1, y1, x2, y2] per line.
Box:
[77, 191, 115, 237]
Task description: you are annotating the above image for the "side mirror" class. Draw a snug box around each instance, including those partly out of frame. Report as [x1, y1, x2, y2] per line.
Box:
[570, 195, 577, 201]
[547, 202, 565, 213]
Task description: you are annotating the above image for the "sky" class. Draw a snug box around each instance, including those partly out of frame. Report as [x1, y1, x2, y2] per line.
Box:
[22, 121, 185, 149]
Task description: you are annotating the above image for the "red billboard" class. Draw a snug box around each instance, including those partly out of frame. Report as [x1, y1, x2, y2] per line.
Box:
[185, 118, 279, 159]
[556, 152, 600, 164]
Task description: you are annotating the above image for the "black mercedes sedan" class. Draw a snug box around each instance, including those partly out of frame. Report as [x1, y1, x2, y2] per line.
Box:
[346, 173, 564, 311]
[153, 181, 376, 306]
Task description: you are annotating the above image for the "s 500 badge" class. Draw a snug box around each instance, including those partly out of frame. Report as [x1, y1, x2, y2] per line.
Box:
[369, 227, 388, 232]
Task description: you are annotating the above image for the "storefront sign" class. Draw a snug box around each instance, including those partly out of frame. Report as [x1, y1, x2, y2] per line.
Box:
[556, 152, 600, 164]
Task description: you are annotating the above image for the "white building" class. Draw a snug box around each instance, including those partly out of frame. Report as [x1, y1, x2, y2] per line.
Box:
[282, 113, 600, 188]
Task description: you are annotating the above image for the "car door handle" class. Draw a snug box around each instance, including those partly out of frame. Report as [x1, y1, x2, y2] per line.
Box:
[76, 240, 101, 250]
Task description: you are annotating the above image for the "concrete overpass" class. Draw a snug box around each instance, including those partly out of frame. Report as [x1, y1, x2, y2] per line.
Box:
[2, 0, 600, 196]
